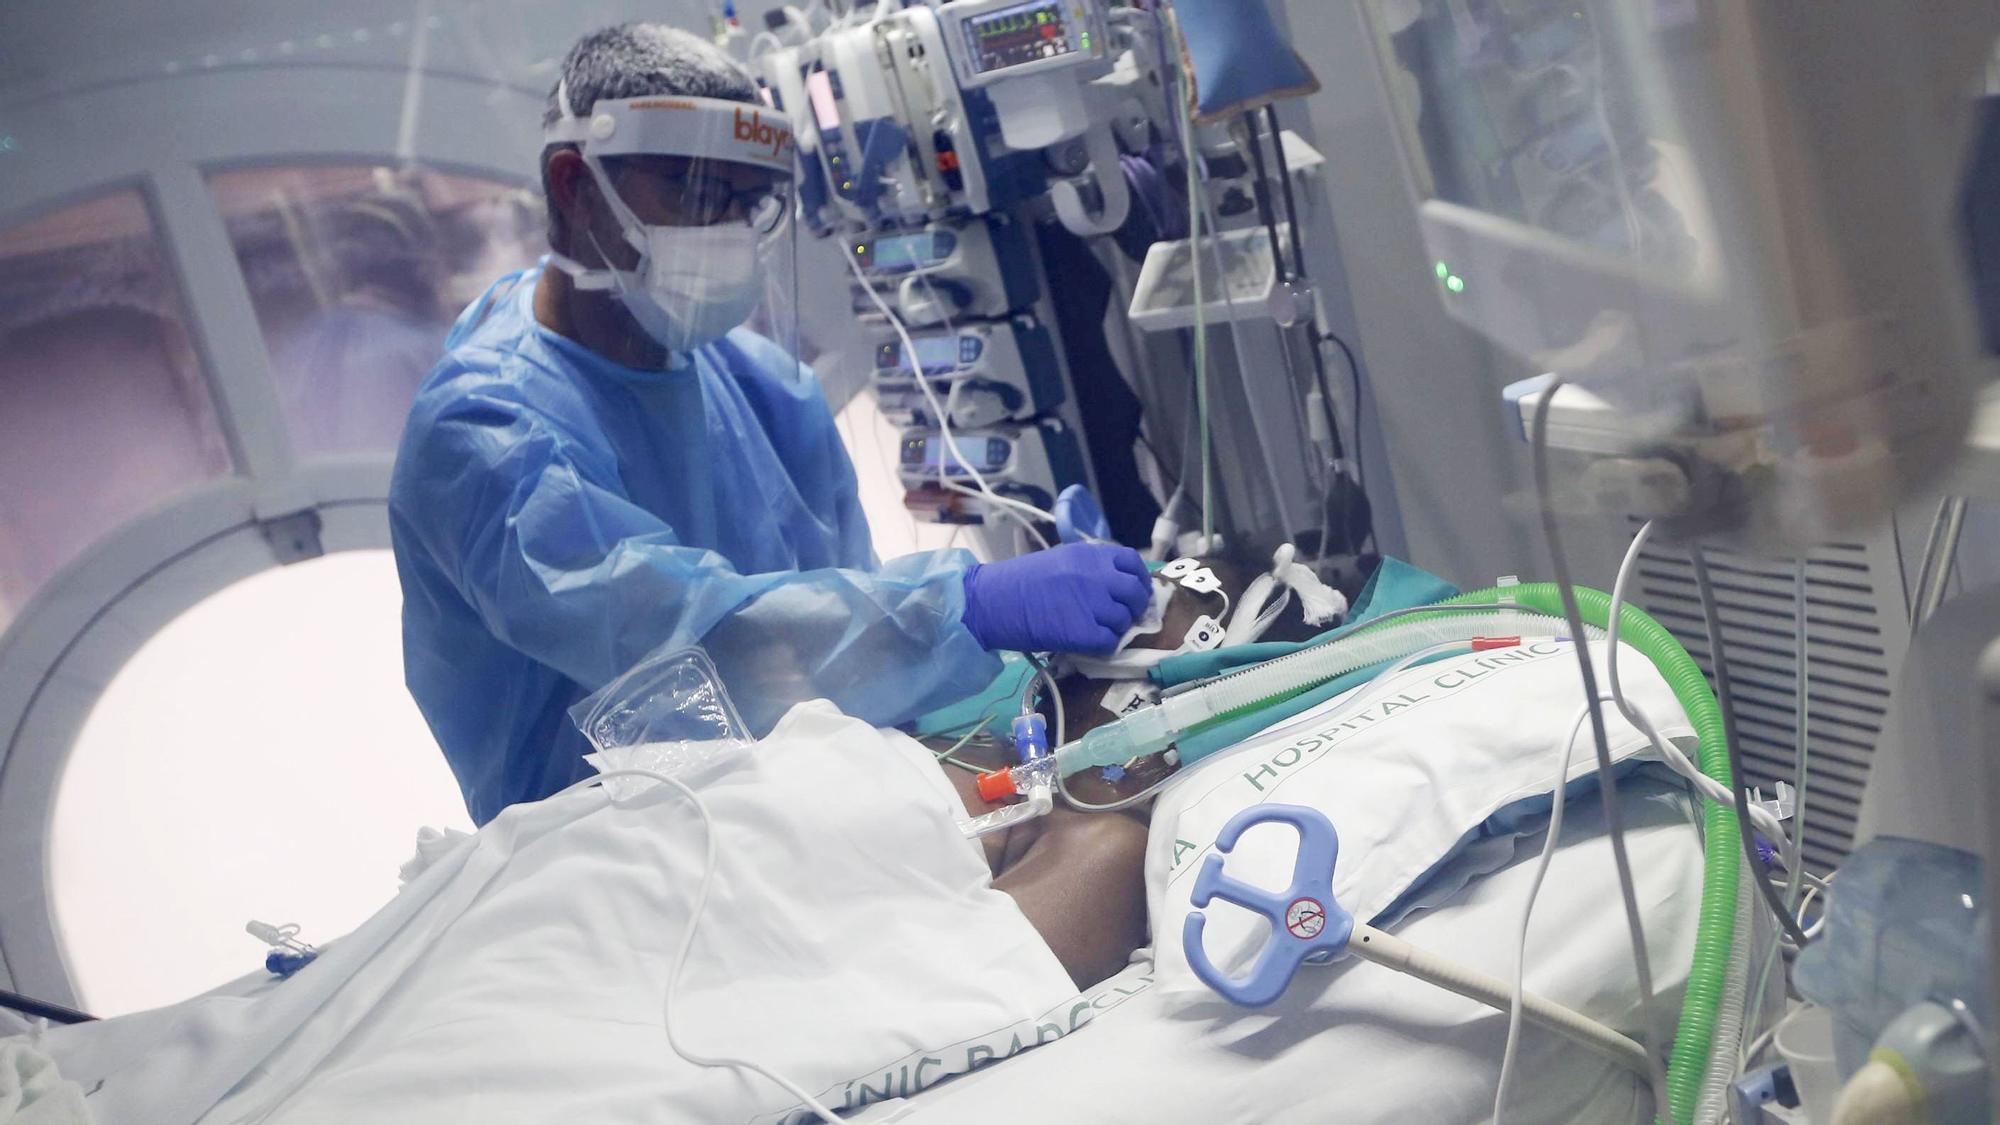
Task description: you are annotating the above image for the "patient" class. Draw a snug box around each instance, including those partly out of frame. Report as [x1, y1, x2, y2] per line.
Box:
[921, 553, 1330, 989]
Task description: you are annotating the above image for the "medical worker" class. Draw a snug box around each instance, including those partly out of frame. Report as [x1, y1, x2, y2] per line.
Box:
[390, 24, 1150, 824]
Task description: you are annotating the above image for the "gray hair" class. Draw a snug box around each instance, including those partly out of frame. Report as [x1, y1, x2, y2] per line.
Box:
[540, 23, 758, 248]
[542, 22, 757, 128]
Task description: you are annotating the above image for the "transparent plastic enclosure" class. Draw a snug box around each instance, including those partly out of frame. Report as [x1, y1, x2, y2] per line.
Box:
[569, 647, 752, 800]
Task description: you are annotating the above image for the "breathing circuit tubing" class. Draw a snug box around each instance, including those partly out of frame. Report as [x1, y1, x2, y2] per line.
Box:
[1034, 583, 1740, 1125]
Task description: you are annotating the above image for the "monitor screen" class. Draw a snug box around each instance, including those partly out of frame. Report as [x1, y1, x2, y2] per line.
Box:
[805, 69, 841, 131]
[902, 434, 1007, 474]
[962, 0, 1073, 76]
[1363, 0, 1703, 272]
[872, 232, 935, 272]
[877, 334, 963, 374]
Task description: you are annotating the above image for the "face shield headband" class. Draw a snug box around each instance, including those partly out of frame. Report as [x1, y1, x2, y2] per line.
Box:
[543, 83, 796, 173]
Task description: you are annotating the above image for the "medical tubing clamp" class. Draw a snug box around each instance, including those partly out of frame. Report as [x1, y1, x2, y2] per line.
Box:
[1182, 803, 1651, 1075]
[1007, 582, 1735, 1125]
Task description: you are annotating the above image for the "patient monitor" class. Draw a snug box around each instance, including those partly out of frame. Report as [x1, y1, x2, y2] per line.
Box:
[1357, 0, 2000, 552]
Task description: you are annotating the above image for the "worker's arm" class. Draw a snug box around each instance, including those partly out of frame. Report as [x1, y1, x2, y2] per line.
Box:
[394, 387, 1000, 732]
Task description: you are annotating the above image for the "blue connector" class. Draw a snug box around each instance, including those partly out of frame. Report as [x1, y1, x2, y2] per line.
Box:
[265, 948, 319, 979]
[1011, 712, 1049, 762]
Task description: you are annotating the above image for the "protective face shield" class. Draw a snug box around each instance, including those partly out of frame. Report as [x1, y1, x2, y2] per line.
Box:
[545, 82, 800, 356]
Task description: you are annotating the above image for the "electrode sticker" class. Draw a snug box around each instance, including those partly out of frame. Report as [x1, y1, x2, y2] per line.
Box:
[1179, 568, 1222, 595]
[1183, 615, 1224, 651]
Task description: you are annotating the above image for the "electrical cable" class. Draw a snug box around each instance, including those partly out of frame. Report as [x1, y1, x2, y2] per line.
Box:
[1249, 107, 1374, 559]
[1242, 114, 1293, 285]
[934, 711, 1002, 772]
[553, 767, 847, 1124]
[1689, 546, 1812, 950]
[1787, 556, 1812, 908]
[1530, 377, 1674, 1125]
[1608, 524, 1789, 843]
[1191, 161, 1311, 544]
[1741, 1025, 1780, 1072]
[1743, 557, 1815, 1053]
[0, 987, 95, 1025]
[1134, 426, 1179, 494]
[1320, 328, 1367, 494]
[1040, 656, 1072, 744]
[1257, 104, 1346, 466]
[838, 236, 1055, 547]
[1169, 25, 1214, 550]
[1239, 111, 1344, 470]
[1264, 106, 1309, 279]
[907, 230, 1057, 552]
[869, 225, 1028, 549]
[1495, 694, 1608, 1123]
[1798, 884, 1828, 942]
[1737, 558, 1816, 1065]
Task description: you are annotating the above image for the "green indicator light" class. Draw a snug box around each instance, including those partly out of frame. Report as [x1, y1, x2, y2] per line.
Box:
[1435, 261, 1450, 279]
[1446, 275, 1466, 293]
[1081, 32, 1091, 48]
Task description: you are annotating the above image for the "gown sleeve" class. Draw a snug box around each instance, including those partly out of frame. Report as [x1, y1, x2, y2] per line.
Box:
[392, 375, 1000, 733]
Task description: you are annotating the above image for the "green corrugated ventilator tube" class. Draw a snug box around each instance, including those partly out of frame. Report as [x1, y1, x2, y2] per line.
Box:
[1071, 577, 1737, 1123]
[1437, 583, 1736, 1125]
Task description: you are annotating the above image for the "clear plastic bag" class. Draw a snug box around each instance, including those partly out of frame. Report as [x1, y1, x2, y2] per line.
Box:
[568, 647, 752, 800]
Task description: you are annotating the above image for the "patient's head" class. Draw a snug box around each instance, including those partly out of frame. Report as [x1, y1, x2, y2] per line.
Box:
[920, 546, 1347, 811]
[1047, 551, 1332, 807]
[1054, 555, 1324, 727]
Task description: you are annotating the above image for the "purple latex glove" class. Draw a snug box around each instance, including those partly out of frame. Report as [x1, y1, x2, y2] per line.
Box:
[960, 542, 1154, 655]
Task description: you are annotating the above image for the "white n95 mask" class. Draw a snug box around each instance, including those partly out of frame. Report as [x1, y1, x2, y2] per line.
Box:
[551, 158, 768, 355]
[613, 222, 766, 353]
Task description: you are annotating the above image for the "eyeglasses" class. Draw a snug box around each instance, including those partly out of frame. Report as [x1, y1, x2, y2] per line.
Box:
[667, 178, 791, 234]
[602, 156, 795, 234]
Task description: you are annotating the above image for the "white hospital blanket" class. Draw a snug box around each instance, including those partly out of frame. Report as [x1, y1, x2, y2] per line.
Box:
[777, 638, 1704, 1123]
[1151, 638, 1691, 998]
[33, 703, 1077, 1125]
[0, 1040, 90, 1125]
[886, 778, 1704, 1124]
[25, 640, 1706, 1125]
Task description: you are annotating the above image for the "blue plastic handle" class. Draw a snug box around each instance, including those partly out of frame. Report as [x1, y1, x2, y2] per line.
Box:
[1182, 803, 1352, 1007]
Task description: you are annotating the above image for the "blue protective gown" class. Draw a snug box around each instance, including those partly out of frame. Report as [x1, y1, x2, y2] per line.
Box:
[390, 265, 998, 824]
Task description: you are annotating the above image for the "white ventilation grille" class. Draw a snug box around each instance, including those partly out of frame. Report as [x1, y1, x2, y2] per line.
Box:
[1630, 536, 1909, 875]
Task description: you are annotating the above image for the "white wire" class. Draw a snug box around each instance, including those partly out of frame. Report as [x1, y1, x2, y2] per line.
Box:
[1529, 380, 1672, 1125]
[904, 247, 1045, 549]
[893, 279, 1050, 546]
[1494, 695, 1606, 1122]
[1802, 908, 1827, 941]
[1742, 560, 1819, 1061]
[837, 235, 1056, 548]
[1035, 661, 1067, 748]
[1608, 523, 1790, 845]
[552, 768, 847, 1124]
[1741, 1025, 1780, 1071]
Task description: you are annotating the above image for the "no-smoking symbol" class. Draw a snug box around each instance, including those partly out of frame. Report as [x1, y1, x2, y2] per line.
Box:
[1285, 897, 1326, 939]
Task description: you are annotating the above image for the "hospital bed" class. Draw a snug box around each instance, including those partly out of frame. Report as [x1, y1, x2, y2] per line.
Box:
[2, 627, 1714, 1125]
[883, 787, 1703, 1124]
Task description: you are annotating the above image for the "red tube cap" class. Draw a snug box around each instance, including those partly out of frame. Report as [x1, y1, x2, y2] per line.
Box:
[976, 769, 1017, 803]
